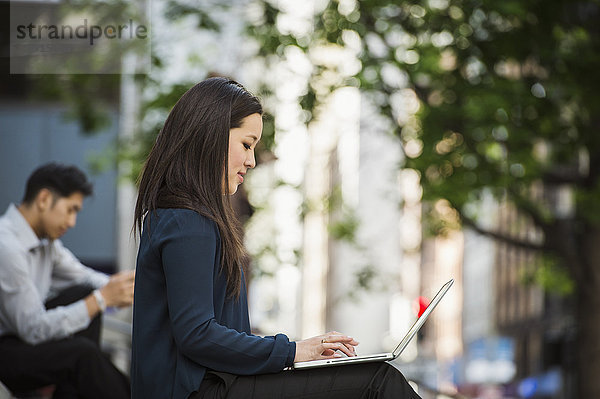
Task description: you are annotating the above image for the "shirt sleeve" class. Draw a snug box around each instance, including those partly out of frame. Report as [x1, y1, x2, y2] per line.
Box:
[161, 215, 295, 374]
[0, 244, 91, 344]
[49, 240, 110, 294]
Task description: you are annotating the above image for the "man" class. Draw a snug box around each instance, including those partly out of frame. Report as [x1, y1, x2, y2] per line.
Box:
[0, 163, 134, 398]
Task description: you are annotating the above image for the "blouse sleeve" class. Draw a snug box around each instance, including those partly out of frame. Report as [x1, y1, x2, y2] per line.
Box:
[160, 214, 295, 375]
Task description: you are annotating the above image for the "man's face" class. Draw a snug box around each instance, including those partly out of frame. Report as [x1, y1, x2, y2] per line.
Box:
[38, 191, 84, 240]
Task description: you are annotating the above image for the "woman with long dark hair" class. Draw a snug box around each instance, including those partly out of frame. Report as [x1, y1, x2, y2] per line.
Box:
[131, 77, 421, 399]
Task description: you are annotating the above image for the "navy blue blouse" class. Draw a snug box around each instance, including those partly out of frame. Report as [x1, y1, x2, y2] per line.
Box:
[131, 209, 296, 399]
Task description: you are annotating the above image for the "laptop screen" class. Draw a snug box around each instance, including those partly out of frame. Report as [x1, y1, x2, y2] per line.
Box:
[392, 279, 454, 358]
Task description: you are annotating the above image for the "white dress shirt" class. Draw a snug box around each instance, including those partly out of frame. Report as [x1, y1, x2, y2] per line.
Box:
[0, 204, 109, 344]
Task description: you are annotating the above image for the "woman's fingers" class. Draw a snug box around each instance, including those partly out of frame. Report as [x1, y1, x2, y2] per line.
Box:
[342, 342, 357, 356]
[322, 342, 357, 357]
[289, 331, 361, 362]
[322, 334, 359, 345]
[320, 333, 359, 357]
[321, 348, 336, 356]
[321, 334, 359, 354]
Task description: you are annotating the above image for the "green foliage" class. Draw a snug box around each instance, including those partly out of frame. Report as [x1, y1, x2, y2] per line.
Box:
[323, 185, 360, 243]
[353, 265, 377, 291]
[521, 255, 575, 296]
[575, 180, 600, 226]
[28, 0, 599, 298]
[257, 113, 276, 158]
[32, 74, 120, 134]
[250, 0, 600, 294]
[163, 0, 222, 31]
[422, 200, 461, 238]
[328, 213, 359, 242]
[87, 143, 117, 174]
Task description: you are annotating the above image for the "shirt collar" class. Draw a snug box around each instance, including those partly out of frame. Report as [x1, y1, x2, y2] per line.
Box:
[4, 203, 45, 251]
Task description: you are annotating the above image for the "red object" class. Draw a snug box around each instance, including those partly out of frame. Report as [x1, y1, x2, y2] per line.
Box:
[413, 296, 430, 318]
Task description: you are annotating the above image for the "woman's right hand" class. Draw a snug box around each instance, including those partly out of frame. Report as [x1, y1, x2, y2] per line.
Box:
[294, 331, 359, 363]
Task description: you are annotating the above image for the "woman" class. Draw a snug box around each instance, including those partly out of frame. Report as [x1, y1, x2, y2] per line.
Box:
[131, 77, 421, 399]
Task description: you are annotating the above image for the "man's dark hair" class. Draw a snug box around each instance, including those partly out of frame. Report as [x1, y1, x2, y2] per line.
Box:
[22, 162, 93, 204]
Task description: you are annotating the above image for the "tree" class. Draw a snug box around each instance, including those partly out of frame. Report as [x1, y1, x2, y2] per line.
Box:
[250, 0, 600, 396]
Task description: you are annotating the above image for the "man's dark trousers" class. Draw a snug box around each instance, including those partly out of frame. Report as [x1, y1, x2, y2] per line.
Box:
[0, 285, 130, 399]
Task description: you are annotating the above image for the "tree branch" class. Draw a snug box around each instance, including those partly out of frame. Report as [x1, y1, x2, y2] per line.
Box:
[506, 186, 552, 231]
[460, 214, 546, 252]
[542, 169, 585, 185]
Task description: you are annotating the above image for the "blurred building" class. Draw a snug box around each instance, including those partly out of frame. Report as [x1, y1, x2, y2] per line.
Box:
[493, 194, 576, 399]
[452, 187, 576, 398]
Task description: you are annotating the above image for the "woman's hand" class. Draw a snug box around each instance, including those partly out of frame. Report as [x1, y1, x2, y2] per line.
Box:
[294, 331, 359, 363]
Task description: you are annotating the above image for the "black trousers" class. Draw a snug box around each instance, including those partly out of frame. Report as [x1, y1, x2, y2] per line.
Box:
[0, 285, 130, 399]
[190, 362, 422, 399]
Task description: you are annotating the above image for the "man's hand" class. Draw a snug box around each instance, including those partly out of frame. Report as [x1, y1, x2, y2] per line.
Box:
[99, 270, 135, 308]
[294, 331, 359, 363]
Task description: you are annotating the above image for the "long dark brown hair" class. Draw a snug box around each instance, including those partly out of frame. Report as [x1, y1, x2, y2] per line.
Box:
[134, 77, 262, 298]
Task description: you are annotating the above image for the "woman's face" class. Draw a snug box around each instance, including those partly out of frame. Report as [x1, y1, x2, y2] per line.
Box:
[226, 113, 263, 195]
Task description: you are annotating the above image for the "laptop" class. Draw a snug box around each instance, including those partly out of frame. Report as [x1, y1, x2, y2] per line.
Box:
[293, 279, 454, 369]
